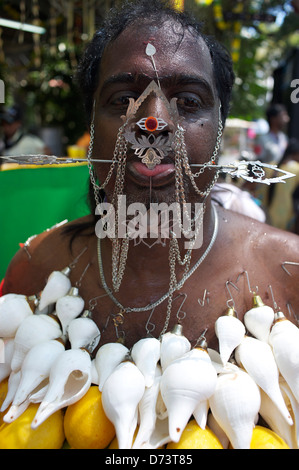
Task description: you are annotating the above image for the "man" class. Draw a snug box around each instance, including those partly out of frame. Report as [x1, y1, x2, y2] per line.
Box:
[1, 0, 299, 451]
[257, 103, 290, 164]
[0, 104, 50, 159]
[2, 1, 299, 353]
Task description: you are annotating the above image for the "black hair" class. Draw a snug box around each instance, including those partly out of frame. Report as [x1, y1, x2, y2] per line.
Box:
[77, 0, 235, 126]
[266, 103, 287, 125]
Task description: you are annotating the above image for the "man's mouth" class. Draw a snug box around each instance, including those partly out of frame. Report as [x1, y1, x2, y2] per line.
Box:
[126, 159, 175, 187]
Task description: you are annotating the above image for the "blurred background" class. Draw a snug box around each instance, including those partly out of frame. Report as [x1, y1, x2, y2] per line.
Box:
[0, 0, 298, 278]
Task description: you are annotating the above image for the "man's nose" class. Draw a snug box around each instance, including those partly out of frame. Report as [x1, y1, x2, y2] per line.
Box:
[135, 96, 174, 135]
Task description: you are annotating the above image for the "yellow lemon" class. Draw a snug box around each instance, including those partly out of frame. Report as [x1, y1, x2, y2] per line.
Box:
[0, 379, 8, 425]
[0, 403, 65, 449]
[250, 426, 290, 449]
[166, 419, 223, 449]
[64, 385, 115, 449]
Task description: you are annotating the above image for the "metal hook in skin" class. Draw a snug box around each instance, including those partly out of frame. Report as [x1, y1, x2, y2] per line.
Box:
[225, 280, 239, 313]
[286, 302, 299, 326]
[145, 306, 156, 336]
[174, 292, 188, 323]
[198, 289, 210, 307]
[268, 284, 279, 312]
[194, 327, 208, 349]
[281, 261, 299, 277]
[236, 270, 258, 295]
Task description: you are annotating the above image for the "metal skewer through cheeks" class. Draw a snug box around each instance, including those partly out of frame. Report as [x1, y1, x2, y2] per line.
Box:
[1, 154, 295, 185]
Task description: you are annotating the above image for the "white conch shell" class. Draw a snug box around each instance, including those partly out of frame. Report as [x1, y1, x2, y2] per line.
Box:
[235, 335, 292, 425]
[0, 370, 21, 412]
[209, 367, 261, 449]
[214, 307, 245, 366]
[67, 316, 101, 353]
[131, 337, 161, 387]
[132, 365, 161, 449]
[95, 342, 129, 391]
[4, 401, 31, 424]
[268, 312, 299, 403]
[138, 417, 171, 449]
[0, 294, 33, 337]
[101, 360, 145, 449]
[160, 347, 217, 443]
[12, 339, 65, 407]
[38, 267, 72, 311]
[160, 324, 191, 372]
[10, 313, 62, 372]
[259, 387, 296, 449]
[91, 359, 99, 385]
[243, 295, 274, 342]
[156, 390, 168, 420]
[0, 338, 15, 381]
[280, 378, 299, 449]
[55, 287, 85, 335]
[207, 412, 230, 449]
[193, 399, 209, 430]
[3, 381, 48, 424]
[31, 348, 92, 429]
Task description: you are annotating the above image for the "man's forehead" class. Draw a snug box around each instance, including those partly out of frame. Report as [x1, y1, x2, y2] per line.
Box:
[113, 19, 210, 57]
[99, 20, 214, 90]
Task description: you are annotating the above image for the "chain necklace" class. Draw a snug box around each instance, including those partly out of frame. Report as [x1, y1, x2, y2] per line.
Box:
[97, 203, 219, 336]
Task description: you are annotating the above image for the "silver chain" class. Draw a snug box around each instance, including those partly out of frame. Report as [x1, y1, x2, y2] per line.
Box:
[96, 203, 218, 332]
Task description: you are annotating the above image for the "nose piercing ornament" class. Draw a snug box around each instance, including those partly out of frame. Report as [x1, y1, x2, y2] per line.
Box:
[121, 80, 180, 170]
[136, 116, 168, 132]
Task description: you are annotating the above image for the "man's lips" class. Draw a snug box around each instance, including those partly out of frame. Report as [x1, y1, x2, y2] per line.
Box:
[127, 161, 175, 186]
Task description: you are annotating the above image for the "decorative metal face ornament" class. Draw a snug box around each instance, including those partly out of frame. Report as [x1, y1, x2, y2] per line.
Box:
[120, 80, 181, 170]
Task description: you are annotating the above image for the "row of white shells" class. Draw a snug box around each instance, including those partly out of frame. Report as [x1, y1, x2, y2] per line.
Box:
[0, 267, 298, 449]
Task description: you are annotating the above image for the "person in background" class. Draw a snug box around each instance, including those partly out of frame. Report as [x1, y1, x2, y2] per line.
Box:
[256, 103, 289, 164]
[268, 138, 299, 231]
[0, 104, 51, 161]
[211, 175, 266, 223]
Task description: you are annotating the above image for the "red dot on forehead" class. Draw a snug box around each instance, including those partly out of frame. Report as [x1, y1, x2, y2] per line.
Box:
[145, 116, 158, 131]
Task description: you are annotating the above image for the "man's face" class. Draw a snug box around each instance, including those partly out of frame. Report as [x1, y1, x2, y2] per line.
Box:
[2, 120, 20, 139]
[92, 20, 220, 205]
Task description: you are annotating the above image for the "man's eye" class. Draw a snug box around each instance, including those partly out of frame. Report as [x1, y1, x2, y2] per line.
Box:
[176, 95, 201, 112]
[112, 96, 131, 106]
[110, 93, 137, 108]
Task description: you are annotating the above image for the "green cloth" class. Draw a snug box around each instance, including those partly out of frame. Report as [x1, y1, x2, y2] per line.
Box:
[0, 164, 91, 279]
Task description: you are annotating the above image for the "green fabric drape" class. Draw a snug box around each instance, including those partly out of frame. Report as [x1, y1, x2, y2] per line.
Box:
[0, 164, 90, 279]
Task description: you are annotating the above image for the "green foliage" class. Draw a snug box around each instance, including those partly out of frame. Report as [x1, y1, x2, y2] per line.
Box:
[17, 44, 87, 149]
[187, 0, 299, 120]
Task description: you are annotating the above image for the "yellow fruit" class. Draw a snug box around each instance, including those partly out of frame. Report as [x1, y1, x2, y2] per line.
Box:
[64, 385, 115, 449]
[0, 379, 8, 425]
[0, 403, 65, 449]
[166, 419, 223, 449]
[250, 426, 290, 449]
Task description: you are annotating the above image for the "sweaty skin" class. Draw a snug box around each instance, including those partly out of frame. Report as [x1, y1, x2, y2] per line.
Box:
[3, 21, 299, 351]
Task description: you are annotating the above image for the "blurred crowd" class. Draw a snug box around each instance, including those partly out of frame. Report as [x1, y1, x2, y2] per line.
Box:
[213, 103, 299, 235]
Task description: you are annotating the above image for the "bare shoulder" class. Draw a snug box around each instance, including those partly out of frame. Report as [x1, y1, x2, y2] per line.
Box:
[2, 215, 95, 296]
[219, 206, 299, 259]
[219, 207, 299, 319]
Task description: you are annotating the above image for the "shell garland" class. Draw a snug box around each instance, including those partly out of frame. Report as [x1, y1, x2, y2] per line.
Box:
[0, 269, 298, 449]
